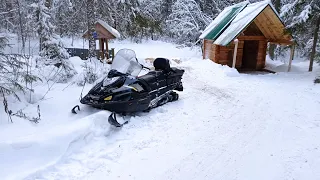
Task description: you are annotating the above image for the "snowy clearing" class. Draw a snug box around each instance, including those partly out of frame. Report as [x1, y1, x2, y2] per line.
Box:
[1, 40, 320, 180]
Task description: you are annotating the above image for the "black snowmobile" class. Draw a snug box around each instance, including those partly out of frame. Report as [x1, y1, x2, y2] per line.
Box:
[72, 49, 185, 127]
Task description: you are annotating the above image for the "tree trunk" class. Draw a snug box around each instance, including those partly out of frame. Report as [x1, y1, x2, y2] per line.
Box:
[268, 0, 281, 60]
[5, 0, 14, 30]
[309, 15, 320, 72]
[39, 0, 52, 52]
[87, 0, 96, 60]
[16, 0, 26, 52]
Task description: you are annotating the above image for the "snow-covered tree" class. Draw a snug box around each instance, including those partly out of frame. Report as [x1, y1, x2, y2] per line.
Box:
[0, 33, 41, 122]
[87, 0, 97, 59]
[33, 0, 76, 82]
[281, 0, 320, 71]
[268, 0, 281, 60]
[167, 0, 211, 45]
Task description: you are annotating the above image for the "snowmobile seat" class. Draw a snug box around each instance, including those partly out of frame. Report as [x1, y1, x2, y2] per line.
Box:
[138, 71, 166, 91]
[153, 58, 171, 72]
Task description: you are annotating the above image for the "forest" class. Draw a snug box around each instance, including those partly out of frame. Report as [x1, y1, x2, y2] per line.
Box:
[0, 0, 319, 55]
[1, 1, 320, 179]
[0, 0, 319, 118]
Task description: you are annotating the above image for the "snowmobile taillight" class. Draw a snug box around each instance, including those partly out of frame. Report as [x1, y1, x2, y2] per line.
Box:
[104, 96, 112, 101]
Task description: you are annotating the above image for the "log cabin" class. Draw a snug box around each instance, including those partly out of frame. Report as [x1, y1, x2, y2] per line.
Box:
[199, 0, 295, 71]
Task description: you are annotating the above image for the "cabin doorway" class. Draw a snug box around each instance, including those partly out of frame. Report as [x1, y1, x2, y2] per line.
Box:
[242, 40, 259, 69]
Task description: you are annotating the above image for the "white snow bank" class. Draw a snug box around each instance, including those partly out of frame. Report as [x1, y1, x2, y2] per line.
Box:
[178, 58, 240, 79]
[109, 40, 202, 60]
[0, 110, 112, 180]
[265, 56, 320, 73]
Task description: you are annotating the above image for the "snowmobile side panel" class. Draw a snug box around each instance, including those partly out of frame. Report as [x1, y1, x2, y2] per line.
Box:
[91, 97, 151, 113]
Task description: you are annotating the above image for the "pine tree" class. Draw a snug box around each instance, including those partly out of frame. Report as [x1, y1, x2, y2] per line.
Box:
[0, 33, 41, 120]
[33, 0, 76, 82]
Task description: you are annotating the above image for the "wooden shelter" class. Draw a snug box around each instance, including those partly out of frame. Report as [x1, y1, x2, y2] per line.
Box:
[199, 0, 295, 71]
[83, 19, 120, 60]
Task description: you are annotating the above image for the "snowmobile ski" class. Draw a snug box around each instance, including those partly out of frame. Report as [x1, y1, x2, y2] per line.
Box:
[71, 105, 80, 114]
[108, 112, 129, 127]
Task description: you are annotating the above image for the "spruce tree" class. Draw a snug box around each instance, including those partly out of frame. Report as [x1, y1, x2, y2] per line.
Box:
[281, 0, 320, 71]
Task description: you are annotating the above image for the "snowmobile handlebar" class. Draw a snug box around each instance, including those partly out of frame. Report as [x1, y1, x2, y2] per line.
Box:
[140, 64, 151, 70]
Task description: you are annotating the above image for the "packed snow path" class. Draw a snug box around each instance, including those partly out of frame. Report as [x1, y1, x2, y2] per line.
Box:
[21, 61, 320, 180]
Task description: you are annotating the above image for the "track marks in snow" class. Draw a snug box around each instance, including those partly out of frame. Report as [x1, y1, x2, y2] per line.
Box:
[23, 64, 320, 180]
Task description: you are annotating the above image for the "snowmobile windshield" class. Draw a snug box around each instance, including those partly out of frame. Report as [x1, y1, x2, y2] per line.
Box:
[110, 49, 142, 77]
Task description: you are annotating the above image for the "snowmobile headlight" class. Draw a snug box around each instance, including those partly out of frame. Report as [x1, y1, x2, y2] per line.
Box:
[104, 96, 112, 101]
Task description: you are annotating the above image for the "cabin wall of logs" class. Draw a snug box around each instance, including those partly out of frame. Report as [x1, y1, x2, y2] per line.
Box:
[202, 36, 268, 70]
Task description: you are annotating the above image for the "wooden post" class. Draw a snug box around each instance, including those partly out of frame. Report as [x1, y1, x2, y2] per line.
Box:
[111, 48, 115, 60]
[105, 39, 109, 59]
[100, 38, 105, 60]
[203, 39, 206, 59]
[288, 44, 295, 72]
[232, 39, 239, 68]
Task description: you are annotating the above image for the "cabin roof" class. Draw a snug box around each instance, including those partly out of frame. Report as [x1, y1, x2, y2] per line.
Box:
[199, 0, 294, 46]
[96, 19, 121, 38]
[199, 1, 249, 40]
[82, 19, 120, 39]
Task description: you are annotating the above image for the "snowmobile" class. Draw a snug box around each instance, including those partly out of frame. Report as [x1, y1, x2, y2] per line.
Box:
[72, 49, 185, 127]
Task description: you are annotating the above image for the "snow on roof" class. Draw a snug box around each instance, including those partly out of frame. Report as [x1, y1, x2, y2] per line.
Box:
[97, 19, 121, 38]
[199, 1, 249, 40]
[213, 0, 271, 46]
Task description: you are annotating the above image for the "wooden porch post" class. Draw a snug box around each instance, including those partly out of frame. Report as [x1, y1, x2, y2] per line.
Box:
[100, 38, 105, 60]
[105, 38, 109, 59]
[232, 39, 239, 68]
[288, 44, 295, 72]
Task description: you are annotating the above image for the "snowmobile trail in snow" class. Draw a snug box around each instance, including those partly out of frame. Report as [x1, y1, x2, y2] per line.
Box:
[23, 65, 320, 180]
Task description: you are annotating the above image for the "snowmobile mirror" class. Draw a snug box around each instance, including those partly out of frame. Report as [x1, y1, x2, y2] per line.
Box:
[140, 64, 151, 70]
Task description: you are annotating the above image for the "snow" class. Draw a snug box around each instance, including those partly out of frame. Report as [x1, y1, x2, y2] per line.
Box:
[4, 36, 200, 61]
[1, 40, 320, 180]
[214, 0, 271, 46]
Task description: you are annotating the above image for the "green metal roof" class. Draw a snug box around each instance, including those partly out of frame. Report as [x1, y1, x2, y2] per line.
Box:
[214, 1, 271, 46]
[200, 0, 288, 46]
[199, 1, 249, 40]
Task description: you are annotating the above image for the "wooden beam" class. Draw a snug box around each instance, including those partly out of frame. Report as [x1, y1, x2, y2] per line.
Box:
[105, 38, 109, 59]
[99, 38, 104, 60]
[255, 16, 276, 40]
[232, 39, 239, 68]
[288, 44, 295, 72]
[237, 36, 266, 41]
[268, 39, 294, 45]
[203, 39, 206, 59]
[101, 38, 105, 60]
[260, 11, 281, 39]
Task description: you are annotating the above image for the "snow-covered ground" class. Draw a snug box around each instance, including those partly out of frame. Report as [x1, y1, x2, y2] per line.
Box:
[1, 39, 320, 180]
